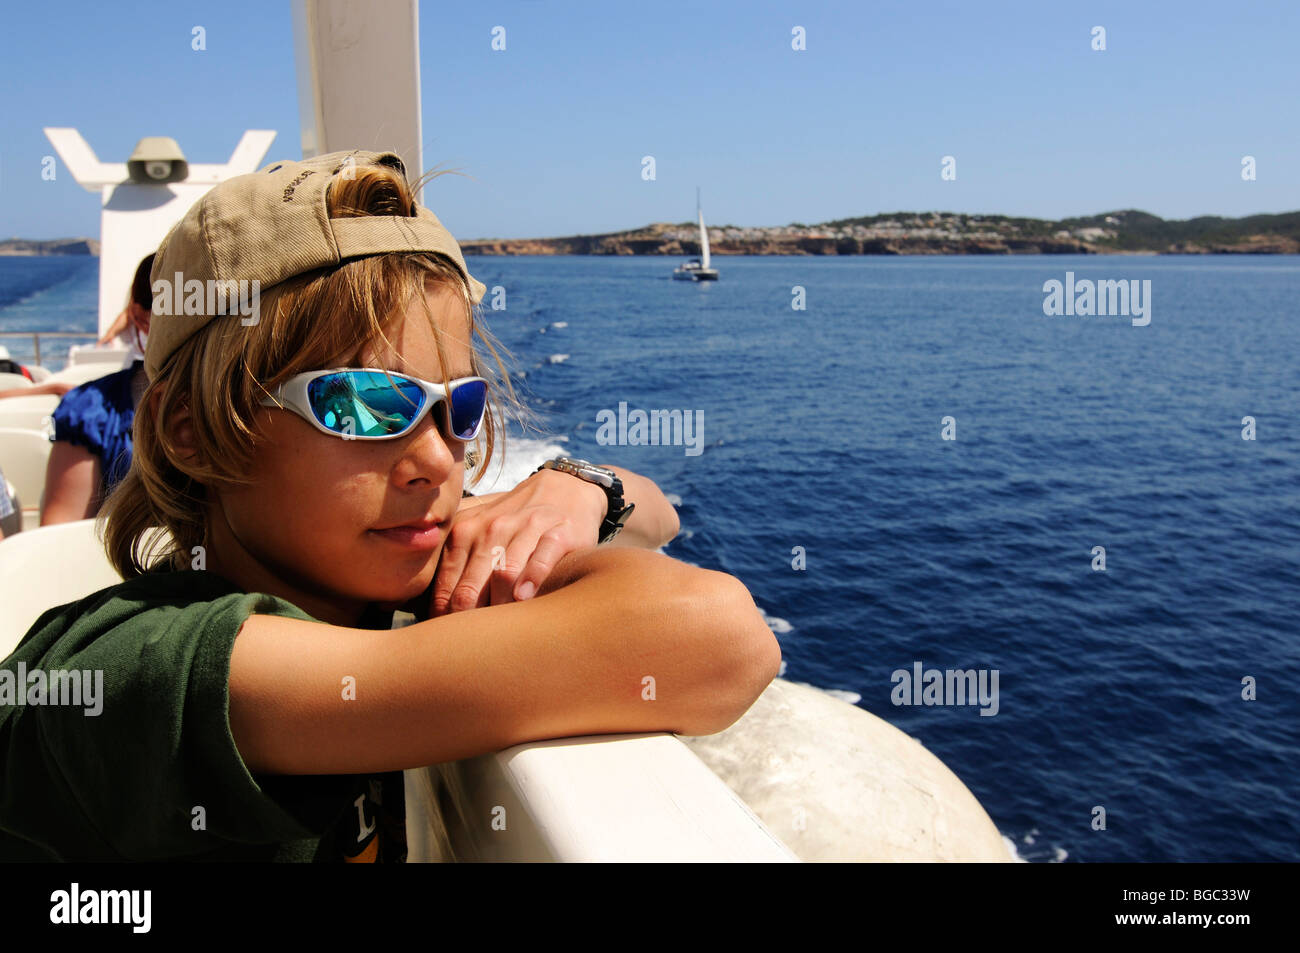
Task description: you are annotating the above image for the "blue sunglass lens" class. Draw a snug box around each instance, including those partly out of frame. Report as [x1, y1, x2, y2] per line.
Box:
[449, 379, 488, 440]
[307, 372, 424, 437]
[306, 372, 486, 440]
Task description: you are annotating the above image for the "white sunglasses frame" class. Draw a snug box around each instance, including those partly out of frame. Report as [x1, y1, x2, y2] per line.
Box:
[259, 367, 489, 441]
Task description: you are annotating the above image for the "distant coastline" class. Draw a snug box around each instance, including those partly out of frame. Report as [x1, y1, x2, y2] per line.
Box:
[461, 209, 1300, 256]
[7, 208, 1299, 257]
[0, 238, 99, 256]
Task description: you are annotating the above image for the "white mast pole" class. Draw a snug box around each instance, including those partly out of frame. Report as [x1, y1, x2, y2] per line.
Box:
[292, 0, 423, 183]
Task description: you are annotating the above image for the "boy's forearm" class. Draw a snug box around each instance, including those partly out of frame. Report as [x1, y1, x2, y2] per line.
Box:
[232, 548, 779, 773]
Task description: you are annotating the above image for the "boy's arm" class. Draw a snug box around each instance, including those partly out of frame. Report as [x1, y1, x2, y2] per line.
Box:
[229, 547, 779, 775]
[0, 381, 74, 400]
[40, 442, 102, 524]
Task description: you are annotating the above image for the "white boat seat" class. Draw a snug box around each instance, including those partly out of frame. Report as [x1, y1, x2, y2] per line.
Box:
[0, 395, 60, 434]
[66, 345, 130, 368]
[45, 361, 129, 388]
[0, 427, 52, 522]
[0, 373, 33, 390]
[0, 519, 124, 658]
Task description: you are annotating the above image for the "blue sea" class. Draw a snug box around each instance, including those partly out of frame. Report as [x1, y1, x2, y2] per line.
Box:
[2, 253, 1297, 862]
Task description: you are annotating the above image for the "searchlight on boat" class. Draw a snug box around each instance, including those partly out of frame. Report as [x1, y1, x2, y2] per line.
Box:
[42, 127, 276, 341]
[125, 137, 190, 184]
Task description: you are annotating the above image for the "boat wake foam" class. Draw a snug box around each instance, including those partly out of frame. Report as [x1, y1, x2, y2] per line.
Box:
[758, 606, 792, 634]
[469, 432, 569, 495]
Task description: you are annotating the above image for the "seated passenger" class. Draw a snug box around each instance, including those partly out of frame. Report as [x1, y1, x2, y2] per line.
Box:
[39, 254, 153, 523]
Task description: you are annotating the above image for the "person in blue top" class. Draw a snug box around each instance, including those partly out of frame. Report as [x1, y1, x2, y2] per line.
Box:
[40, 254, 153, 524]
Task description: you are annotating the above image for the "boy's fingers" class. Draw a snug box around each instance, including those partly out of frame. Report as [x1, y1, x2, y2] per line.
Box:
[434, 513, 517, 614]
[450, 521, 532, 612]
[448, 542, 499, 613]
[512, 530, 572, 602]
[430, 534, 472, 615]
[434, 513, 584, 614]
[487, 534, 539, 606]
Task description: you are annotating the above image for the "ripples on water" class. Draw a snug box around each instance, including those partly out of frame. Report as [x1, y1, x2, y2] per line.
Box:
[0, 257, 99, 366]
[5, 253, 1296, 862]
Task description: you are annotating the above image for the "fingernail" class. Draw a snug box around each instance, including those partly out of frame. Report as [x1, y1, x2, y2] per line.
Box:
[516, 581, 535, 601]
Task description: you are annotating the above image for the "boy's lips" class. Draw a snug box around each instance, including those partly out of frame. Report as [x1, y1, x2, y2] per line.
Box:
[370, 518, 447, 550]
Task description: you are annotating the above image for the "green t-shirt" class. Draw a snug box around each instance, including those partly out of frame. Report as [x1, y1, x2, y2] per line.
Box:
[0, 570, 407, 862]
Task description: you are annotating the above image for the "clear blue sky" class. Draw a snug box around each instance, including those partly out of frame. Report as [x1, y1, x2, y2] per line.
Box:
[2, 0, 1297, 240]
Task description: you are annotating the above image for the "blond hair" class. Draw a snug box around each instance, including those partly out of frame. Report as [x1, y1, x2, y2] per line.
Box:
[101, 165, 529, 577]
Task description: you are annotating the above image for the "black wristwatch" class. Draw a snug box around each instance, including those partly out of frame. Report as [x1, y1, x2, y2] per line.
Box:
[535, 456, 635, 544]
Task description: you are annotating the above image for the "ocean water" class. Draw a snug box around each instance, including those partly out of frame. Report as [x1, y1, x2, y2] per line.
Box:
[0, 257, 99, 367]
[3, 253, 1297, 862]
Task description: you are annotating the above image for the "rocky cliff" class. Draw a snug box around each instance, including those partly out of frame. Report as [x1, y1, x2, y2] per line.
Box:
[0, 238, 99, 256]
[460, 233, 1098, 256]
[460, 209, 1300, 256]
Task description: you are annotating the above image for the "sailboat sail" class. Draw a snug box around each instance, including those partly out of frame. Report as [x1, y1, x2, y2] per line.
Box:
[699, 207, 711, 271]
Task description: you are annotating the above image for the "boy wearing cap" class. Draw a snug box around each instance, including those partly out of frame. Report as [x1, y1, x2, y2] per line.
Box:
[0, 151, 779, 861]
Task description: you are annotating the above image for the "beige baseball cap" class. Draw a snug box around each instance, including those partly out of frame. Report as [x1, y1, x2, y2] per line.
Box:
[145, 149, 486, 381]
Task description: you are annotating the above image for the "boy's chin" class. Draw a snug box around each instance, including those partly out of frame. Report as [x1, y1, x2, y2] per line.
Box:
[364, 575, 436, 616]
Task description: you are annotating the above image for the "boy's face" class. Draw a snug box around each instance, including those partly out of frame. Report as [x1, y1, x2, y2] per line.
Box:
[208, 283, 473, 625]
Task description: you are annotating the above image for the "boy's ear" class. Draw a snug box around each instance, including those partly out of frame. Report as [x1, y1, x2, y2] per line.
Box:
[149, 385, 202, 469]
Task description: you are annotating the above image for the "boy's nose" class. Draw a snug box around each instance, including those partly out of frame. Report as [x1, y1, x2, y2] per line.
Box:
[391, 406, 458, 487]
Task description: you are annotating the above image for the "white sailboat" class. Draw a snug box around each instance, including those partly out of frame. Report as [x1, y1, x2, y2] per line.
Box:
[672, 188, 720, 281]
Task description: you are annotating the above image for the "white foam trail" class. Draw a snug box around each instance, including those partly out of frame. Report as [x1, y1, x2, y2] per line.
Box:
[758, 606, 793, 634]
[785, 678, 862, 706]
[664, 493, 682, 507]
[469, 430, 569, 495]
[550, 321, 568, 328]
[1002, 836, 1028, 863]
[821, 688, 862, 705]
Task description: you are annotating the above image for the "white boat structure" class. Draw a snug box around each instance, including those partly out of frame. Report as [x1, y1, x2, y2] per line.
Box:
[0, 0, 1012, 863]
[672, 187, 720, 281]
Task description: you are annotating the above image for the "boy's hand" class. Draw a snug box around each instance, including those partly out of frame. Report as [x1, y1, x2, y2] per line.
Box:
[427, 468, 608, 616]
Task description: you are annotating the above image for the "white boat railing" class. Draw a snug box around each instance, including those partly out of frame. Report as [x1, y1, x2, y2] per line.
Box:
[405, 733, 797, 862]
[0, 332, 104, 370]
